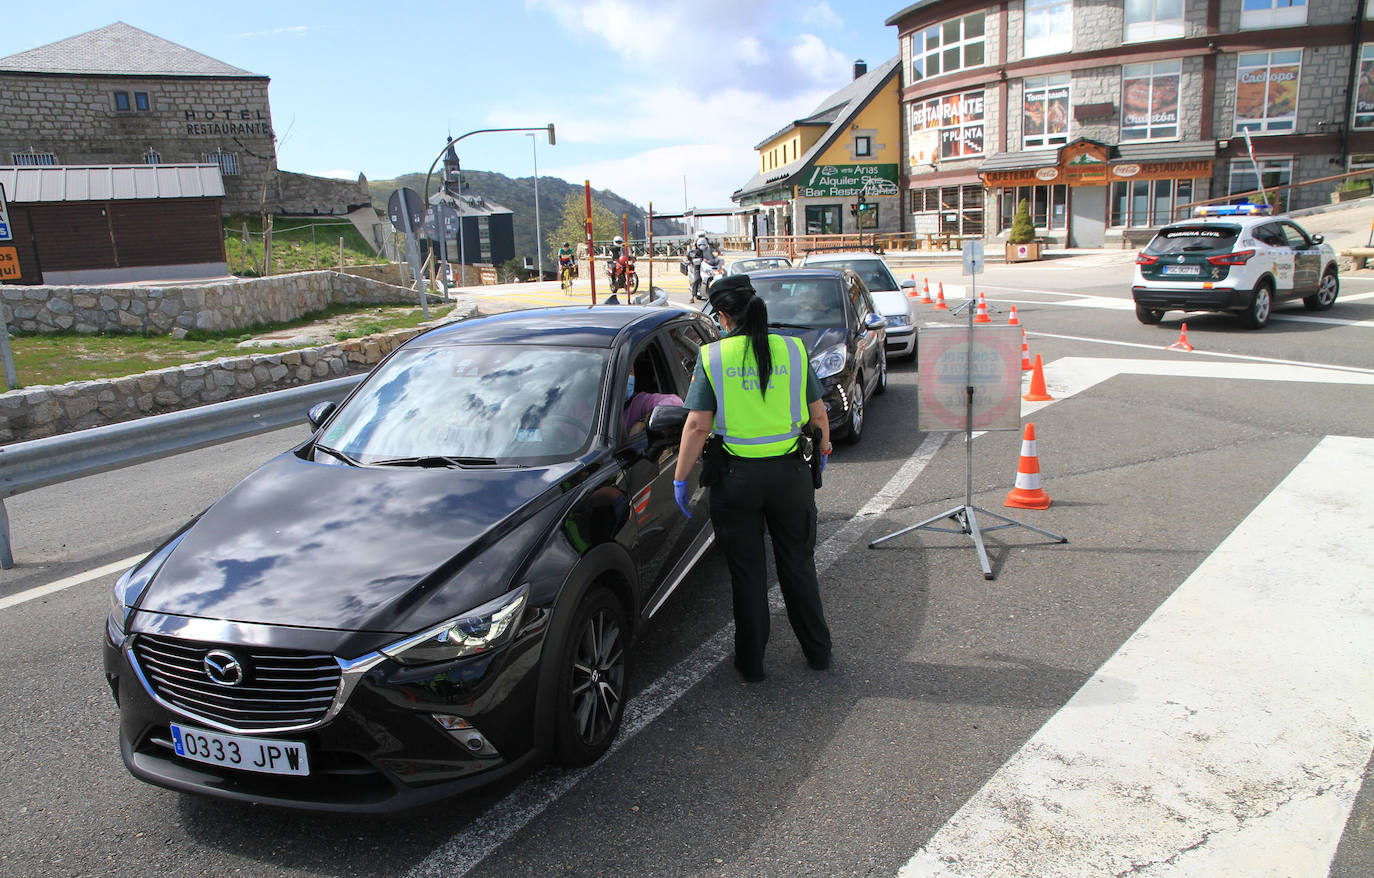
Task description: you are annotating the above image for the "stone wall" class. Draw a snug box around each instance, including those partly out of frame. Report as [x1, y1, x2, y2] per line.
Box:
[276, 171, 373, 215]
[0, 302, 478, 443]
[0, 270, 423, 335]
[0, 71, 276, 215]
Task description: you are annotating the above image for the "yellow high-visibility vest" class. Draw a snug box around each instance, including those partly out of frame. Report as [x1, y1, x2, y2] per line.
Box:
[704, 333, 808, 458]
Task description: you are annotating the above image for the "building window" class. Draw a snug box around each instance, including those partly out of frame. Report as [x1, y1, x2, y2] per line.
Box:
[909, 90, 986, 164]
[999, 185, 1068, 231]
[11, 151, 56, 166]
[910, 13, 985, 82]
[1023, 75, 1070, 149]
[855, 135, 872, 157]
[143, 148, 161, 164]
[202, 150, 239, 176]
[1235, 50, 1301, 133]
[1024, 0, 1072, 59]
[1228, 158, 1292, 208]
[855, 202, 878, 230]
[1121, 60, 1181, 141]
[805, 205, 843, 235]
[1125, 0, 1185, 42]
[910, 184, 983, 237]
[135, 92, 150, 111]
[113, 91, 131, 111]
[1354, 44, 1374, 130]
[478, 215, 492, 260]
[1241, 0, 1307, 30]
[1110, 179, 1196, 227]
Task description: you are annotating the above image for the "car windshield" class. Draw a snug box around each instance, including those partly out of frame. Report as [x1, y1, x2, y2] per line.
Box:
[1146, 226, 1240, 255]
[732, 258, 790, 274]
[750, 277, 846, 327]
[318, 344, 607, 465]
[806, 259, 898, 291]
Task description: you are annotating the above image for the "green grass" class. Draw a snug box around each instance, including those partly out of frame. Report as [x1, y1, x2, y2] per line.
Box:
[8, 303, 454, 387]
[224, 215, 388, 277]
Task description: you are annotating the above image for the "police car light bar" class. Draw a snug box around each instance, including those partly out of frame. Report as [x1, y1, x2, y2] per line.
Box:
[1192, 203, 1273, 217]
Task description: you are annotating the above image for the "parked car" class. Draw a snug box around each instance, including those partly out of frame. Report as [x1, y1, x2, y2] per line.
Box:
[796, 252, 916, 359]
[104, 305, 720, 812]
[1131, 204, 1340, 329]
[705, 268, 887, 443]
[726, 255, 792, 275]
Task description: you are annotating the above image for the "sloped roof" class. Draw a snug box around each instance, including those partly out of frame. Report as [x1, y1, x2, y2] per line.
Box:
[429, 191, 513, 216]
[0, 164, 226, 202]
[0, 22, 260, 77]
[978, 140, 1217, 173]
[734, 56, 901, 202]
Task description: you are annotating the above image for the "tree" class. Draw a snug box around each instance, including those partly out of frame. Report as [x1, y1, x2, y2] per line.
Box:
[1009, 198, 1036, 244]
[547, 192, 626, 256]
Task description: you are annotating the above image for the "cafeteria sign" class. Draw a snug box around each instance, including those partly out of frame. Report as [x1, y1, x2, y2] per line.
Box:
[798, 164, 899, 198]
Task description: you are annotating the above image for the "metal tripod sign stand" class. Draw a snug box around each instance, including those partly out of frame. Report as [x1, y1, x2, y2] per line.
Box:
[869, 246, 1066, 578]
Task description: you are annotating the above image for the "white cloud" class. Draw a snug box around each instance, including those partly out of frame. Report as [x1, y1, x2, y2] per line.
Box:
[315, 168, 362, 180]
[543, 143, 751, 214]
[800, 2, 845, 31]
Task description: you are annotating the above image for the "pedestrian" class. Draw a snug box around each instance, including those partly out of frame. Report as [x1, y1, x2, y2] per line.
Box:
[672, 273, 833, 682]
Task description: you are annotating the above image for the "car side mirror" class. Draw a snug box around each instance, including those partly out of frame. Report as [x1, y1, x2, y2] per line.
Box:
[862, 312, 887, 332]
[644, 405, 688, 456]
[1310, 233, 1324, 245]
[307, 401, 336, 430]
[900, 278, 916, 289]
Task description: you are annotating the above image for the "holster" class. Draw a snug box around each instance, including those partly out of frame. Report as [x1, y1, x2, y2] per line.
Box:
[699, 434, 726, 487]
[799, 424, 823, 489]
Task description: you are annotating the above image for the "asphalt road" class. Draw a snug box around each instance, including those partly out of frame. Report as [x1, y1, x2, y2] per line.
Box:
[2, 256, 1372, 878]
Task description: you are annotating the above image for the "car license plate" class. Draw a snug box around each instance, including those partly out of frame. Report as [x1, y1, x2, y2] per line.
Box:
[1163, 264, 1202, 276]
[170, 723, 310, 776]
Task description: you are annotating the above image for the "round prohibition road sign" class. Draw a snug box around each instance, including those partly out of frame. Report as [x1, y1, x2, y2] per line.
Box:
[916, 324, 1023, 432]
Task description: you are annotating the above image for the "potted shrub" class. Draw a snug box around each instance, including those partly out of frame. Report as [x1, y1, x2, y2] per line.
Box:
[1333, 177, 1372, 203]
[1005, 198, 1041, 262]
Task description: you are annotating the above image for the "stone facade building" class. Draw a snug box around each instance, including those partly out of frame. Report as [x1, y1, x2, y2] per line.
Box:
[0, 22, 369, 217]
[884, 0, 1370, 247]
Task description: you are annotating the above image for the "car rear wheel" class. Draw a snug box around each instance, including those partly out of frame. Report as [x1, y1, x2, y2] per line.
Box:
[553, 586, 628, 767]
[1303, 270, 1338, 311]
[1243, 280, 1272, 329]
[841, 377, 864, 445]
[874, 348, 887, 396]
[1135, 304, 1164, 325]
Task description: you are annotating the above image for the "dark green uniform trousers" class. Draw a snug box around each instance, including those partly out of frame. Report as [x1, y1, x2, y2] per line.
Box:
[709, 452, 832, 672]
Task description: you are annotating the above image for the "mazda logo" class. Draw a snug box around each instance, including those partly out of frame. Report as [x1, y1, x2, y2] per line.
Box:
[203, 650, 245, 687]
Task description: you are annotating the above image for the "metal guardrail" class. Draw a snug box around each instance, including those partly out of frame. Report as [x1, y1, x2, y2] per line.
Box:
[0, 374, 365, 569]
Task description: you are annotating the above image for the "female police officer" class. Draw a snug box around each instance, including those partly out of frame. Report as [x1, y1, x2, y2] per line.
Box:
[672, 273, 832, 682]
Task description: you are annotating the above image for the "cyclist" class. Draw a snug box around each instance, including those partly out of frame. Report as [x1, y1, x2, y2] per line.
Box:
[557, 242, 575, 288]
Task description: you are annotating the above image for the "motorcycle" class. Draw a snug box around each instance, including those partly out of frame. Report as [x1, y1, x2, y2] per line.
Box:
[687, 254, 722, 301]
[608, 253, 638, 295]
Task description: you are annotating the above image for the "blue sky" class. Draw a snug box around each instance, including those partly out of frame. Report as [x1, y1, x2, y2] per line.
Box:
[3, 0, 906, 209]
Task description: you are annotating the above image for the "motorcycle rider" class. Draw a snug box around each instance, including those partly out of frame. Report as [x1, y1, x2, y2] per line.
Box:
[685, 232, 723, 301]
[607, 235, 629, 287]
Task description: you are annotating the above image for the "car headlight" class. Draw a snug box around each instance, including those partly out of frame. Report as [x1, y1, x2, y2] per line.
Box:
[885, 314, 912, 327]
[380, 585, 529, 666]
[810, 343, 848, 381]
[109, 534, 185, 626]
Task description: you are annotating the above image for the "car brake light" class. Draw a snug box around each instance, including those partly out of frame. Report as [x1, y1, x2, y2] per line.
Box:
[1136, 253, 1159, 265]
[1207, 249, 1255, 266]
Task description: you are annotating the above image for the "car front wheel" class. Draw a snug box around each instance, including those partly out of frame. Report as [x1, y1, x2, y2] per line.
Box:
[1135, 304, 1164, 325]
[841, 377, 864, 445]
[553, 586, 628, 767]
[1304, 270, 1338, 311]
[874, 348, 888, 396]
[1243, 280, 1272, 329]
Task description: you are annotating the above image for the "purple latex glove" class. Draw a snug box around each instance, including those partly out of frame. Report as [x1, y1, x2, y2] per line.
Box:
[673, 479, 691, 518]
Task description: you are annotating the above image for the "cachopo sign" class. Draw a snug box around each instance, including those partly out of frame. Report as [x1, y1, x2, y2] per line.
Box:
[916, 324, 1023, 432]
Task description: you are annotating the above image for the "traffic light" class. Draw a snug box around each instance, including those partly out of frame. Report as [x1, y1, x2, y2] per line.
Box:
[850, 203, 859, 218]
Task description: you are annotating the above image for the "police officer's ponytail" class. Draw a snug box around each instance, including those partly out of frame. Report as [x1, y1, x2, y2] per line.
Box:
[710, 277, 773, 399]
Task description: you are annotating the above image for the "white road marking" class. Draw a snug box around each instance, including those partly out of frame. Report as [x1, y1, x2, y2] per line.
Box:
[406, 432, 949, 877]
[898, 435, 1374, 877]
[0, 554, 142, 611]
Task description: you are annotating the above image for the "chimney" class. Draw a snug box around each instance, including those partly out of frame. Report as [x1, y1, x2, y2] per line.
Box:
[853, 59, 867, 80]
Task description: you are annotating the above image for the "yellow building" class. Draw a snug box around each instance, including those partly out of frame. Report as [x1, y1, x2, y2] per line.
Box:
[733, 58, 903, 242]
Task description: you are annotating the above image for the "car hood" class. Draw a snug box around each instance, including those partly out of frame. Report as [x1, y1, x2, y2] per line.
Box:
[136, 452, 579, 634]
[870, 290, 911, 319]
[768, 325, 848, 357]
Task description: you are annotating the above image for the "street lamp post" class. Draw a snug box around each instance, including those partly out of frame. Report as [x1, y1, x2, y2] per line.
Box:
[526, 132, 543, 281]
[420, 124, 555, 288]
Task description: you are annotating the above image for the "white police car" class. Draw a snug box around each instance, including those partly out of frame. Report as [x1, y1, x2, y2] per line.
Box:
[1131, 204, 1339, 329]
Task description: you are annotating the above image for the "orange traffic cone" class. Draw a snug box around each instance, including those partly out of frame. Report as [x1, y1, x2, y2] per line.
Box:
[1023, 354, 1053, 401]
[1166, 322, 1194, 352]
[974, 291, 992, 323]
[1007, 305, 1020, 325]
[1020, 327, 1033, 371]
[1005, 423, 1052, 509]
[920, 277, 933, 304]
[934, 283, 948, 310]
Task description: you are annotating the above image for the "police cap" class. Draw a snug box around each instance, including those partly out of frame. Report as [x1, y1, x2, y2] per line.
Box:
[707, 273, 754, 309]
